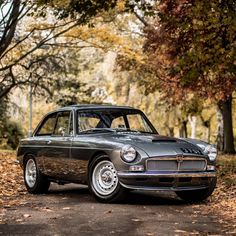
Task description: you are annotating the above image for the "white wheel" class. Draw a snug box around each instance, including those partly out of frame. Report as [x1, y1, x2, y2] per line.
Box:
[89, 155, 127, 202]
[24, 156, 50, 194]
[92, 160, 118, 196]
[25, 159, 37, 188]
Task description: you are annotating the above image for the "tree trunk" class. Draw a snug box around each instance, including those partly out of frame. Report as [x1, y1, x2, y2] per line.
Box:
[164, 124, 174, 137]
[164, 112, 174, 137]
[218, 95, 235, 154]
[200, 115, 211, 143]
[216, 106, 224, 151]
[179, 120, 188, 138]
[188, 115, 197, 139]
[206, 124, 211, 143]
[0, 0, 21, 57]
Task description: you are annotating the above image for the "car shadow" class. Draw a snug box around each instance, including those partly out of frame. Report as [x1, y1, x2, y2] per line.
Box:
[48, 183, 89, 195]
[46, 183, 192, 206]
[124, 191, 183, 205]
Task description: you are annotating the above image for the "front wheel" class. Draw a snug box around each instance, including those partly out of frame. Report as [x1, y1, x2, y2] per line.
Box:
[24, 156, 50, 194]
[175, 178, 217, 202]
[88, 155, 127, 202]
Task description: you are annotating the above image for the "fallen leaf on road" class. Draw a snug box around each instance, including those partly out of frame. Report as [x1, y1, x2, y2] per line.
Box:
[23, 214, 31, 218]
[131, 218, 142, 222]
[62, 207, 70, 210]
[105, 210, 112, 214]
[174, 229, 187, 233]
[42, 208, 53, 212]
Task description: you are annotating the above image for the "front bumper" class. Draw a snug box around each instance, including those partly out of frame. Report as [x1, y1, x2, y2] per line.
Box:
[117, 171, 216, 191]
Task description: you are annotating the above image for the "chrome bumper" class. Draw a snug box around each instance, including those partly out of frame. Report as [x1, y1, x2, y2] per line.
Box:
[118, 184, 211, 191]
[117, 171, 216, 178]
[117, 171, 216, 191]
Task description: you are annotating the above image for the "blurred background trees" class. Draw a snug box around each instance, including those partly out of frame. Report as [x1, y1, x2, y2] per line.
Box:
[0, 0, 235, 153]
[143, 0, 236, 153]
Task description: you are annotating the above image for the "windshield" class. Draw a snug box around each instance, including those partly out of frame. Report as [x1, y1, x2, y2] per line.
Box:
[77, 109, 157, 134]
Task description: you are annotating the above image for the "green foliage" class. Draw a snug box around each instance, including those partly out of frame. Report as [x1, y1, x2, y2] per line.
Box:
[0, 120, 24, 150]
[53, 79, 94, 106]
[181, 97, 203, 116]
[0, 97, 8, 132]
[36, 0, 154, 21]
[0, 96, 24, 150]
[4, 120, 24, 149]
[37, 0, 117, 21]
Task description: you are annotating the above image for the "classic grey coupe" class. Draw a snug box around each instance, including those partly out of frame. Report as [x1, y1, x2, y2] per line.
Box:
[17, 104, 217, 202]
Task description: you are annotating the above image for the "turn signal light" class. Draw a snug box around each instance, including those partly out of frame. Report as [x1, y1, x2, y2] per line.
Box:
[129, 165, 144, 172]
[207, 165, 215, 171]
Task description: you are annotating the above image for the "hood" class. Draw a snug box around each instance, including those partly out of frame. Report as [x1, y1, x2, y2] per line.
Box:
[104, 133, 204, 157]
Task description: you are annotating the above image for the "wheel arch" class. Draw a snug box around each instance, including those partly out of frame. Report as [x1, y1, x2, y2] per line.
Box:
[88, 151, 110, 167]
[22, 153, 45, 175]
[23, 152, 35, 165]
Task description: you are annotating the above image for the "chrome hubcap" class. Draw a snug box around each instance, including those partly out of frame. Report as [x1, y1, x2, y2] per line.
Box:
[92, 160, 118, 196]
[25, 159, 37, 188]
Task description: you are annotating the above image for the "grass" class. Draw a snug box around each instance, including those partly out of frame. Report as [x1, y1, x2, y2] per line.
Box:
[0, 149, 16, 153]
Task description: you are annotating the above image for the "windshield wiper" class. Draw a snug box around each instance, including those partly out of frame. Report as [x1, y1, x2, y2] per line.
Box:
[139, 131, 155, 134]
[79, 128, 116, 134]
[115, 129, 140, 133]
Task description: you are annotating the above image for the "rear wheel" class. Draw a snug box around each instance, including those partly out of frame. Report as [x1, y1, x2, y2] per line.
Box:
[175, 178, 217, 202]
[24, 156, 50, 194]
[88, 155, 127, 202]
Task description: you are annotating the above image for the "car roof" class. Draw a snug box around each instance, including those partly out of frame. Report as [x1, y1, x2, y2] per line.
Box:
[56, 104, 136, 112]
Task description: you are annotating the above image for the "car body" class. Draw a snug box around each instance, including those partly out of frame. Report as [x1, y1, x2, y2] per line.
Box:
[17, 104, 217, 202]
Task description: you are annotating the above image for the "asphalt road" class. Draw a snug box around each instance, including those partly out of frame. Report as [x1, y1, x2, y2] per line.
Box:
[0, 184, 224, 236]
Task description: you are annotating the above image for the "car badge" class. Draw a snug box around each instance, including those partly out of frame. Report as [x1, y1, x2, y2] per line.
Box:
[176, 155, 184, 162]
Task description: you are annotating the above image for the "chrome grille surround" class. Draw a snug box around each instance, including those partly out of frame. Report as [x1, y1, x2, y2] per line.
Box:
[146, 156, 207, 172]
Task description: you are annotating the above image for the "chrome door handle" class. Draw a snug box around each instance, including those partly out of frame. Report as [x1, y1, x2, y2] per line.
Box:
[47, 140, 52, 144]
[65, 138, 72, 141]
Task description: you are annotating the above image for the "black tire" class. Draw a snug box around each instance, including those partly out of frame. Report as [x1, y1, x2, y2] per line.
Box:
[175, 177, 217, 202]
[88, 155, 127, 203]
[24, 156, 50, 194]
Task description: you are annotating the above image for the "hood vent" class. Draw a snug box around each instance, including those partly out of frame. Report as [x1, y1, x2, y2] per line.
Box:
[152, 139, 177, 143]
[181, 148, 203, 155]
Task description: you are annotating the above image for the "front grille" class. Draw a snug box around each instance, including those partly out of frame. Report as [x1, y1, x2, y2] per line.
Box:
[146, 157, 206, 172]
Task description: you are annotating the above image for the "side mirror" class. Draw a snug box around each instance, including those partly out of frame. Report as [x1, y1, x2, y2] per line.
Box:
[118, 124, 126, 129]
[58, 127, 66, 136]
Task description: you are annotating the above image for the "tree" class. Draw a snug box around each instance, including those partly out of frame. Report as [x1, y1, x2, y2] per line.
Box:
[0, 0, 22, 57]
[0, 0, 155, 100]
[144, 0, 236, 153]
[0, 0, 135, 99]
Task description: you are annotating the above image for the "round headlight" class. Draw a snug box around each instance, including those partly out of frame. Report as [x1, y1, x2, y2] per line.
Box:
[205, 145, 217, 161]
[197, 144, 217, 161]
[121, 145, 136, 162]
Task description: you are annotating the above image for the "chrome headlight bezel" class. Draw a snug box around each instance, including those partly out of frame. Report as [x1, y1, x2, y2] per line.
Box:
[120, 145, 137, 163]
[197, 144, 217, 161]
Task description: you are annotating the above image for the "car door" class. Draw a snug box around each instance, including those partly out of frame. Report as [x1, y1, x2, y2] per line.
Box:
[68, 111, 103, 184]
[34, 112, 58, 174]
[42, 111, 73, 180]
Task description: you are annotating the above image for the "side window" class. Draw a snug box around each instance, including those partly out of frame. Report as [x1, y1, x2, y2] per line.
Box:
[111, 116, 126, 129]
[78, 113, 101, 132]
[127, 114, 150, 132]
[54, 111, 72, 136]
[36, 113, 57, 136]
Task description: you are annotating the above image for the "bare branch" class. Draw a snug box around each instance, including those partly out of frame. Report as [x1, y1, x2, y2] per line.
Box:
[0, 20, 80, 72]
[0, 28, 36, 60]
[134, 11, 149, 27]
[0, 0, 21, 56]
